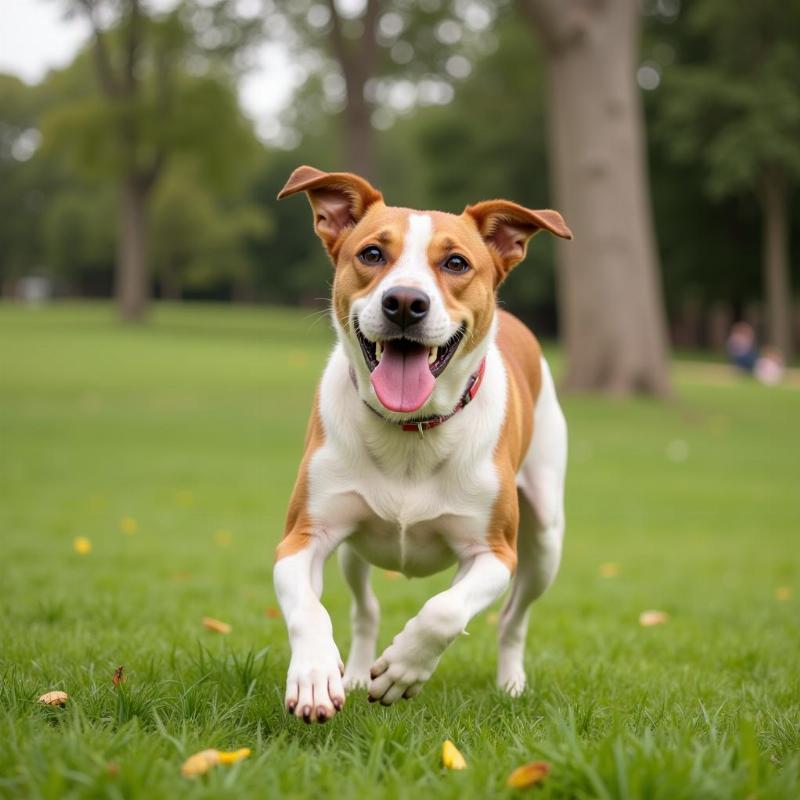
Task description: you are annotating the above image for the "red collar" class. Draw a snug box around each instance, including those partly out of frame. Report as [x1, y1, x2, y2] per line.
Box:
[350, 357, 487, 435]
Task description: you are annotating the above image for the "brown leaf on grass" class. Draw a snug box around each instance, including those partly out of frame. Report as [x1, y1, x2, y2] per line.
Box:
[264, 606, 281, 619]
[442, 740, 467, 770]
[202, 617, 232, 634]
[384, 570, 401, 581]
[181, 747, 251, 777]
[599, 562, 620, 578]
[38, 691, 68, 706]
[506, 761, 551, 788]
[775, 586, 792, 601]
[112, 665, 126, 687]
[120, 516, 138, 535]
[639, 610, 669, 627]
[486, 612, 499, 625]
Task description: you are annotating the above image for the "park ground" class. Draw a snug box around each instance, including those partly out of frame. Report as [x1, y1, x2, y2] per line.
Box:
[0, 302, 798, 799]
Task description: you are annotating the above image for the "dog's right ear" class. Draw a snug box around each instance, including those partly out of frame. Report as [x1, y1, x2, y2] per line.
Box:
[278, 165, 383, 258]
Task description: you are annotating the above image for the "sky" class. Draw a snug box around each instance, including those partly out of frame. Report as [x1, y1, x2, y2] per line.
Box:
[0, 0, 295, 139]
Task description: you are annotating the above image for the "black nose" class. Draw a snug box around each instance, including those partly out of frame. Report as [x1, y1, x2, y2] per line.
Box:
[381, 286, 430, 330]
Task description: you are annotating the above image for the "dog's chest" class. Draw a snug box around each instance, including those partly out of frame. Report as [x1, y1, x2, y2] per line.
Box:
[309, 441, 499, 576]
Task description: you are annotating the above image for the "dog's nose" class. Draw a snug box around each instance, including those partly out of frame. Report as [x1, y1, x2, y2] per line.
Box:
[382, 286, 430, 329]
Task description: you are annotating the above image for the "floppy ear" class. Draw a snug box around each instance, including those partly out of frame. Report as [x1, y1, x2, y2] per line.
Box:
[464, 199, 572, 283]
[278, 165, 383, 258]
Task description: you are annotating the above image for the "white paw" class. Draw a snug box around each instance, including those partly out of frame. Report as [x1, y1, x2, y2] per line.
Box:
[284, 641, 345, 723]
[367, 622, 444, 705]
[497, 664, 527, 697]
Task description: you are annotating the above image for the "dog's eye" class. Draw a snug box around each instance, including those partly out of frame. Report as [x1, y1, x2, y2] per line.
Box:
[442, 254, 470, 274]
[358, 245, 386, 266]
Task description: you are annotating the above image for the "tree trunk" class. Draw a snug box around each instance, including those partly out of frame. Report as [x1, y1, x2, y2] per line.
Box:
[326, 0, 380, 181]
[520, 0, 671, 394]
[116, 175, 150, 322]
[344, 89, 375, 181]
[759, 168, 793, 359]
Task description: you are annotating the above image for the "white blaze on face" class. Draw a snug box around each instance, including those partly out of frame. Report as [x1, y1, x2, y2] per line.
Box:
[356, 213, 453, 345]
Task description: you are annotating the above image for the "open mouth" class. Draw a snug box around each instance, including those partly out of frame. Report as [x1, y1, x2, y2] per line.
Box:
[354, 321, 467, 414]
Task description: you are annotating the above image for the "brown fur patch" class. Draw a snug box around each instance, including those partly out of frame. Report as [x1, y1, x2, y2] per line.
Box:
[275, 392, 325, 561]
[487, 310, 543, 571]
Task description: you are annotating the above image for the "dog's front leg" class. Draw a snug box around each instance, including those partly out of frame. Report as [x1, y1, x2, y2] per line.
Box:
[274, 534, 347, 723]
[368, 552, 511, 705]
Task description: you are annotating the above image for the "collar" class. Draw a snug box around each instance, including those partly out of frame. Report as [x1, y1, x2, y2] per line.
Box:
[349, 357, 487, 436]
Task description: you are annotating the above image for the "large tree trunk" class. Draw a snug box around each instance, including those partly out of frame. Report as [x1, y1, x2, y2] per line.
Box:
[116, 175, 150, 322]
[326, 0, 380, 181]
[520, 0, 671, 395]
[759, 168, 793, 359]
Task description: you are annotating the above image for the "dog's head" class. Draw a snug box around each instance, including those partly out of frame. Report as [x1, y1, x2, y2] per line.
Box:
[278, 165, 571, 418]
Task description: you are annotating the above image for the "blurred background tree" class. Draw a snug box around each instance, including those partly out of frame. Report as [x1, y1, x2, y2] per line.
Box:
[1, 0, 798, 392]
[658, 0, 800, 359]
[43, 0, 264, 320]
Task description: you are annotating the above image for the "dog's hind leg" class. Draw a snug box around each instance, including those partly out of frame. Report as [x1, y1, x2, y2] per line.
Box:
[497, 358, 566, 696]
[339, 542, 380, 690]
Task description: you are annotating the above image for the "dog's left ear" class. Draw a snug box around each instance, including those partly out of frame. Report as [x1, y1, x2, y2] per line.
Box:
[278, 165, 383, 258]
[464, 200, 572, 283]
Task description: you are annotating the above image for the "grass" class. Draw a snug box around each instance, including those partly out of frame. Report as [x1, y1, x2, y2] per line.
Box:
[0, 301, 798, 799]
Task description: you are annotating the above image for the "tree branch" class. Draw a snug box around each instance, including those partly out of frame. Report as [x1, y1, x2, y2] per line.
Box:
[76, 0, 121, 97]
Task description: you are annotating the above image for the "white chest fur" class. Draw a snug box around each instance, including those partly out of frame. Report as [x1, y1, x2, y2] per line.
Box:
[307, 343, 508, 575]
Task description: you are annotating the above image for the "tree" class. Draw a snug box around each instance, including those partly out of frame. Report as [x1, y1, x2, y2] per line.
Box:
[49, 0, 263, 320]
[518, 0, 672, 394]
[658, 0, 800, 358]
[150, 163, 269, 301]
[274, 0, 498, 181]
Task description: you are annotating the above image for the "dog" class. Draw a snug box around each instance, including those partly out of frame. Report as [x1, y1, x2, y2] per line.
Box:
[273, 166, 572, 723]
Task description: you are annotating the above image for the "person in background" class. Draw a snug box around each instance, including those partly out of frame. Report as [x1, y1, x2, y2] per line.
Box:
[754, 346, 785, 385]
[726, 321, 759, 374]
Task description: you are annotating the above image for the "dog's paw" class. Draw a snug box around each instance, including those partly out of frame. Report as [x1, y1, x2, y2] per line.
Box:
[367, 626, 443, 705]
[284, 642, 345, 723]
[497, 666, 527, 697]
[343, 666, 371, 691]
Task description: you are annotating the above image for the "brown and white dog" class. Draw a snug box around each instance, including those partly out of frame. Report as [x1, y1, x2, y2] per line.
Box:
[274, 166, 572, 723]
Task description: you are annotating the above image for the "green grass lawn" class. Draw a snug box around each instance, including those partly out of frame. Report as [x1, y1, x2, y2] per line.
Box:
[1, 302, 798, 799]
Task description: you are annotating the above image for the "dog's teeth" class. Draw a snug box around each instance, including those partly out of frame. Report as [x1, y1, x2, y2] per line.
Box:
[428, 347, 438, 365]
[375, 341, 383, 362]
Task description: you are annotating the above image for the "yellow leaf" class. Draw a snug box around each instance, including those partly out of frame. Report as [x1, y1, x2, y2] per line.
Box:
[120, 516, 138, 535]
[214, 529, 233, 546]
[202, 617, 232, 634]
[181, 748, 251, 778]
[181, 749, 219, 777]
[217, 748, 251, 765]
[506, 761, 551, 788]
[639, 610, 669, 627]
[442, 740, 467, 770]
[73, 537, 92, 555]
[775, 586, 792, 601]
[599, 562, 619, 578]
[38, 690, 68, 706]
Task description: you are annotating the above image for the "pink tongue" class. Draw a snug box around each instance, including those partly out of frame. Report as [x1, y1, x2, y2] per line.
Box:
[371, 341, 435, 413]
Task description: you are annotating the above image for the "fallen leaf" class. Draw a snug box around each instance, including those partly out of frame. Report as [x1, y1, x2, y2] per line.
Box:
[775, 587, 792, 601]
[214, 529, 232, 546]
[38, 690, 68, 706]
[442, 740, 467, 770]
[172, 571, 192, 582]
[106, 762, 119, 778]
[639, 610, 669, 627]
[506, 760, 551, 788]
[120, 516, 138, 535]
[264, 606, 281, 619]
[73, 537, 92, 555]
[599, 562, 620, 578]
[384, 570, 401, 581]
[486, 612, 499, 625]
[112, 665, 126, 687]
[181, 747, 251, 778]
[202, 616, 231, 634]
